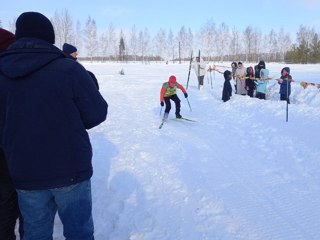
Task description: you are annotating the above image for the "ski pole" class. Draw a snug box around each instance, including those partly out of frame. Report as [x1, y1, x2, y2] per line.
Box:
[186, 97, 192, 112]
[160, 106, 163, 116]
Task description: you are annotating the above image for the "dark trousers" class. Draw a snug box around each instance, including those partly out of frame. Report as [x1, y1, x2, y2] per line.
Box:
[280, 94, 290, 104]
[164, 94, 181, 115]
[256, 92, 266, 100]
[198, 76, 204, 87]
[0, 183, 24, 240]
[247, 89, 254, 98]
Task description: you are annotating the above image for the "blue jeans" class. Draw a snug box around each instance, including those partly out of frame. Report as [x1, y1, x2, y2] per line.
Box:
[17, 179, 94, 240]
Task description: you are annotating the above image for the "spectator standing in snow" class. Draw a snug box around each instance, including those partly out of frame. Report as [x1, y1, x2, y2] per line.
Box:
[193, 56, 206, 89]
[254, 60, 266, 80]
[0, 28, 24, 240]
[245, 66, 256, 98]
[231, 62, 237, 92]
[222, 70, 233, 102]
[235, 62, 247, 95]
[256, 68, 270, 100]
[160, 75, 188, 120]
[0, 12, 108, 239]
[277, 67, 293, 103]
[63, 42, 100, 89]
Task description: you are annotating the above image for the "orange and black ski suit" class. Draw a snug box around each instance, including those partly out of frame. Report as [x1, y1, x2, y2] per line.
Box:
[160, 82, 187, 115]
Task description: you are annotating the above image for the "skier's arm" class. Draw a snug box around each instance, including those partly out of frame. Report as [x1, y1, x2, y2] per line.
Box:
[160, 86, 166, 102]
[177, 83, 187, 94]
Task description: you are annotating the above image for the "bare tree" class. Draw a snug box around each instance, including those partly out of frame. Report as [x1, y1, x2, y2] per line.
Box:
[186, 28, 194, 60]
[154, 28, 167, 61]
[8, 17, 17, 33]
[277, 28, 292, 62]
[138, 28, 150, 62]
[230, 26, 241, 60]
[74, 21, 82, 54]
[84, 16, 98, 61]
[51, 9, 74, 48]
[99, 31, 108, 61]
[129, 25, 138, 61]
[167, 29, 176, 62]
[252, 27, 262, 62]
[176, 26, 189, 60]
[216, 22, 229, 61]
[199, 20, 216, 60]
[105, 23, 117, 59]
[243, 26, 254, 61]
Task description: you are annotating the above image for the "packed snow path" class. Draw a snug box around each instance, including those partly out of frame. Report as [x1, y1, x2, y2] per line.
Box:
[52, 62, 320, 240]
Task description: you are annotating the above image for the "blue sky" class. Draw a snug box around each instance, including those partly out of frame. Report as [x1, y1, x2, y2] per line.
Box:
[1, 0, 320, 39]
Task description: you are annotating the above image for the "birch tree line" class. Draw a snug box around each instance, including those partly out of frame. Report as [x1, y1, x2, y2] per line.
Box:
[2, 9, 320, 63]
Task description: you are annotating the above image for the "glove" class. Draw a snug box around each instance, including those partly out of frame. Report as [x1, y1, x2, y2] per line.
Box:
[160, 101, 164, 107]
[184, 93, 188, 98]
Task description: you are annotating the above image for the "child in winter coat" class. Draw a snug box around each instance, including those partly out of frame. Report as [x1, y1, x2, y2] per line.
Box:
[245, 66, 256, 97]
[222, 70, 233, 102]
[277, 67, 293, 103]
[160, 75, 188, 120]
[256, 68, 269, 100]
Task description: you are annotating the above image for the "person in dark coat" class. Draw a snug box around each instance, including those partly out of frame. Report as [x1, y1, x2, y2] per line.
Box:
[63, 42, 99, 89]
[222, 70, 232, 102]
[245, 66, 256, 98]
[0, 12, 108, 239]
[0, 27, 24, 240]
[254, 60, 266, 80]
[277, 67, 293, 103]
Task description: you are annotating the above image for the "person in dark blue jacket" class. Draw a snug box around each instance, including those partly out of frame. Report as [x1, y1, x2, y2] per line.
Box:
[277, 67, 293, 104]
[222, 70, 232, 102]
[63, 42, 100, 89]
[0, 12, 108, 239]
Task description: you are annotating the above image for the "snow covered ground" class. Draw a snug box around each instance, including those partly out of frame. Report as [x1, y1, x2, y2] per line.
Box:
[52, 61, 320, 240]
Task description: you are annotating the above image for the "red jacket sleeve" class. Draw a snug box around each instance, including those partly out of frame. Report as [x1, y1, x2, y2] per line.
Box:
[160, 85, 166, 102]
[177, 83, 187, 94]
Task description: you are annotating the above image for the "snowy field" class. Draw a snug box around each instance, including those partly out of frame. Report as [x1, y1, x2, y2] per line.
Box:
[52, 61, 320, 240]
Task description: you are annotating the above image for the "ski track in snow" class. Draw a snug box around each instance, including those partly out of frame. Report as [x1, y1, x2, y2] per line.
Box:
[52, 62, 320, 240]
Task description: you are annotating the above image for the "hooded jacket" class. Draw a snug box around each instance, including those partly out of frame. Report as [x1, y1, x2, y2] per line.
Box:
[222, 70, 232, 102]
[0, 38, 108, 190]
[255, 60, 266, 79]
[279, 67, 292, 96]
[256, 69, 269, 94]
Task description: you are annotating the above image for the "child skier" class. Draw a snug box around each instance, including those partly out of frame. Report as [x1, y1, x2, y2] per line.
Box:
[222, 70, 232, 102]
[160, 75, 188, 120]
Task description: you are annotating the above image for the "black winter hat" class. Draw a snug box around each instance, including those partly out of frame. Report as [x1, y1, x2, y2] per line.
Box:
[15, 12, 55, 44]
[63, 43, 77, 54]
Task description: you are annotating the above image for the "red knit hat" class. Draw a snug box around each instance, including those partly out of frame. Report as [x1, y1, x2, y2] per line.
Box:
[169, 75, 176, 83]
[0, 28, 15, 51]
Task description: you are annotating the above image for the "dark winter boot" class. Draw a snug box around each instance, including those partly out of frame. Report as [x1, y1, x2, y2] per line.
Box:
[176, 113, 182, 119]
